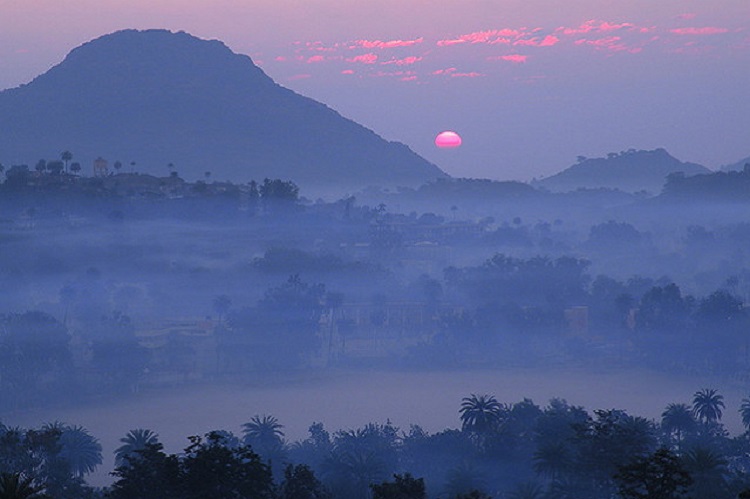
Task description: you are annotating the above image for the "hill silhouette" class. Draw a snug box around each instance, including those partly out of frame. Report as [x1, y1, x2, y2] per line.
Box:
[534, 148, 709, 194]
[0, 29, 446, 192]
[720, 155, 750, 172]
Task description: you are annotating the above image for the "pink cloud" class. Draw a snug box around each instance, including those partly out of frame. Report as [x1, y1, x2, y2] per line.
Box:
[305, 41, 336, 52]
[401, 75, 418, 82]
[514, 35, 560, 47]
[432, 67, 457, 75]
[381, 56, 423, 66]
[670, 27, 729, 35]
[538, 35, 560, 47]
[346, 53, 378, 64]
[451, 72, 485, 78]
[341, 69, 355, 75]
[437, 29, 523, 47]
[559, 20, 635, 36]
[354, 37, 423, 49]
[490, 54, 528, 63]
[306, 55, 325, 63]
[274, 56, 287, 62]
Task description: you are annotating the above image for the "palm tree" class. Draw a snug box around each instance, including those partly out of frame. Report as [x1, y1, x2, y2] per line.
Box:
[60, 151, 72, 173]
[114, 429, 160, 467]
[692, 388, 725, 424]
[459, 394, 505, 433]
[661, 403, 696, 448]
[242, 415, 285, 455]
[0, 473, 45, 499]
[740, 397, 750, 432]
[57, 425, 102, 477]
[683, 447, 727, 498]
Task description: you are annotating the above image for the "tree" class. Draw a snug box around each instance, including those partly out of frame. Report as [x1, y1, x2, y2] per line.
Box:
[114, 429, 160, 467]
[682, 447, 727, 498]
[34, 160, 46, 174]
[113, 161, 122, 173]
[740, 398, 750, 433]
[46, 161, 64, 175]
[242, 415, 286, 468]
[614, 448, 692, 499]
[661, 403, 696, 449]
[181, 432, 275, 499]
[69, 163, 81, 175]
[212, 295, 231, 322]
[60, 151, 72, 173]
[692, 389, 725, 424]
[459, 394, 505, 433]
[371, 473, 425, 499]
[0, 473, 47, 499]
[109, 443, 180, 499]
[54, 425, 101, 477]
[279, 464, 330, 499]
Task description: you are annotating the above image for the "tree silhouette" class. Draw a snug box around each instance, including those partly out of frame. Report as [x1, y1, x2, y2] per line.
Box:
[661, 403, 696, 449]
[242, 415, 286, 468]
[692, 389, 725, 424]
[60, 151, 72, 173]
[740, 398, 750, 433]
[614, 448, 691, 499]
[459, 394, 505, 433]
[114, 429, 160, 467]
[44, 423, 101, 478]
[0, 472, 46, 499]
[371, 473, 425, 499]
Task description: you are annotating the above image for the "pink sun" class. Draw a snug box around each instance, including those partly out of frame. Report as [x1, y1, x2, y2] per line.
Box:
[435, 131, 462, 148]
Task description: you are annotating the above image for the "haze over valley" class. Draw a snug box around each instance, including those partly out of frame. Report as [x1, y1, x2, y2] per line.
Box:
[2, 25, 750, 499]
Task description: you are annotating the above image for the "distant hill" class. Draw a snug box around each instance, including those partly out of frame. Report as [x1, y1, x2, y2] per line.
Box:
[0, 29, 446, 193]
[660, 166, 750, 201]
[720, 155, 750, 172]
[534, 148, 710, 194]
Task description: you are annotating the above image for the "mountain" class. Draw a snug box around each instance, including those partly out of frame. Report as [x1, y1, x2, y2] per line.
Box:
[720, 155, 750, 172]
[0, 29, 446, 193]
[533, 148, 710, 194]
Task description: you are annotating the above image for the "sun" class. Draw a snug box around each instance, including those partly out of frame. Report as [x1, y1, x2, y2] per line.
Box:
[435, 131, 462, 148]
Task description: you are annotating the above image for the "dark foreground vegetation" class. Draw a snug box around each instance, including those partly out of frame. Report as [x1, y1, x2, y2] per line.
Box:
[4, 389, 750, 498]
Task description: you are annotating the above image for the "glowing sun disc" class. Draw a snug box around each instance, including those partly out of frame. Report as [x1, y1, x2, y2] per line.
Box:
[435, 131, 462, 148]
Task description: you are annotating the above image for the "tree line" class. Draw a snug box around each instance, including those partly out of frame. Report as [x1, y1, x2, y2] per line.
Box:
[5, 388, 750, 498]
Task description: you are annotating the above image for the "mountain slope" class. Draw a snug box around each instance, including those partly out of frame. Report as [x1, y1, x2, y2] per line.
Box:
[0, 29, 446, 191]
[534, 148, 710, 194]
[720, 155, 750, 172]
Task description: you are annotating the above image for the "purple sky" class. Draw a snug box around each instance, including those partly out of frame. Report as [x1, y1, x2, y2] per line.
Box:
[1, 0, 748, 180]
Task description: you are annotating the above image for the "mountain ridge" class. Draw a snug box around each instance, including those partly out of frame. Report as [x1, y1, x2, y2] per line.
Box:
[533, 148, 710, 194]
[0, 29, 446, 193]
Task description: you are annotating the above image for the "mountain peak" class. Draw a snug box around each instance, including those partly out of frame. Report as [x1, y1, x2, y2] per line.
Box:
[0, 29, 445, 193]
[535, 148, 710, 194]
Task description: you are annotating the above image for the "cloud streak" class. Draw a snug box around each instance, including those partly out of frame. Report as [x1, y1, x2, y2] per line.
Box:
[275, 17, 739, 82]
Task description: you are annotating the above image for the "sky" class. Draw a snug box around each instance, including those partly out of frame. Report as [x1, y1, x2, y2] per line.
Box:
[1, 0, 749, 180]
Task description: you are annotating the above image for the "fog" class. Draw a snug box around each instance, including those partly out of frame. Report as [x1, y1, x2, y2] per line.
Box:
[3, 167, 750, 497]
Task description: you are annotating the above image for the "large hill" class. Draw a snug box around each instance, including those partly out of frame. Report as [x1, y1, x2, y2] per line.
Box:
[534, 148, 710, 194]
[0, 29, 446, 193]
